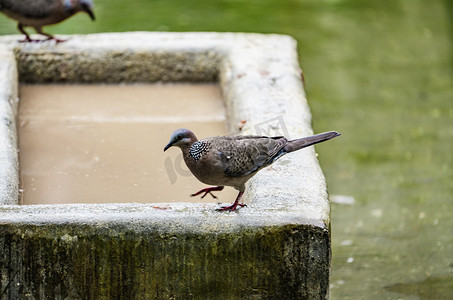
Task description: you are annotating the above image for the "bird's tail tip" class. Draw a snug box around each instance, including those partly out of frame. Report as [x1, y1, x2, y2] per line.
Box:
[331, 131, 342, 138]
[318, 131, 341, 140]
[284, 130, 341, 153]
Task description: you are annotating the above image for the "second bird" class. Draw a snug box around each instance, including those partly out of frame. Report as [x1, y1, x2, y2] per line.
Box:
[164, 129, 341, 211]
[0, 0, 95, 42]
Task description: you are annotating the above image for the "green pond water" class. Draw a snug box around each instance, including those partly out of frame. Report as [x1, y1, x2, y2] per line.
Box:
[1, 0, 452, 298]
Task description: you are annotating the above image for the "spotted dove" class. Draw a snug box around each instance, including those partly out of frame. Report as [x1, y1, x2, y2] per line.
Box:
[0, 0, 95, 42]
[164, 129, 341, 211]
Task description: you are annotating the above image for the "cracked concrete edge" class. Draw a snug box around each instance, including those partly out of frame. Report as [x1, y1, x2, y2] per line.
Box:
[0, 32, 330, 230]
[0, 46, 19, 205]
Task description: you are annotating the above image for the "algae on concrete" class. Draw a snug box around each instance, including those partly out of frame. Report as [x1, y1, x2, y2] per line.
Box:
[0, 221, 329, 299]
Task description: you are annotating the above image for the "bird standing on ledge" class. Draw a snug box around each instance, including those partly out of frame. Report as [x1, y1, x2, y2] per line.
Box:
[164, 129, 341, 211]
[0, 0, 95, 43]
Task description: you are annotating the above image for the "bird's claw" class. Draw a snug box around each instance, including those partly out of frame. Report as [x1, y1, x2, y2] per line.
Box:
[191, 186, 224, 199]
[191, 191, 217, 199]
[216, 203, 247, 212]
[19, 37, 66, 43]
[45, 36, 66, 43]
[50, 38, 66, 43]
[19, 38, 36, 43]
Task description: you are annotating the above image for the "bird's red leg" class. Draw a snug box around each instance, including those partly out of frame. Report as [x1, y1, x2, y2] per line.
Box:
[216, 191, 246, 212]
[191, 186, 224, 199]
[17, 24, 33, 43]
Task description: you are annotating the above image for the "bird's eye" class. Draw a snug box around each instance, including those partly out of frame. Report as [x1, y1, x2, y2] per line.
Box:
[177, 134, 183, 140]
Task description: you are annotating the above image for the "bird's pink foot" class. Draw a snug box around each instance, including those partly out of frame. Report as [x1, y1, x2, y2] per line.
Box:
[46, 37, 66, 43]
[216, 191, 245, 212]
[18, 37, 37, 43]
[19, 37, 66, 43]
[191, 186, 224, 199]
[216, 202, 246, 212]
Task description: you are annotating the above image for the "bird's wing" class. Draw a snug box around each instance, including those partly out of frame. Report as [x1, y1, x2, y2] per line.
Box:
[0, 0, 58, 19]
[211, 136, 288, 177]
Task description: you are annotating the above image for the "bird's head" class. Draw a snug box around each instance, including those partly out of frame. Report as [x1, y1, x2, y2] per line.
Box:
[164, 128, 197, 152]
[79, 0, 95, 20]
[64, 0, 95, 20]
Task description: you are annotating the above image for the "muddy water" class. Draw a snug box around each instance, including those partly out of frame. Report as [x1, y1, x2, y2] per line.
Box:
[18, 84, 238, 205]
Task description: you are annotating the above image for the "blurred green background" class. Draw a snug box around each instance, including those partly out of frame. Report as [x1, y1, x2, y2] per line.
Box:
[1, 0, 452, 298]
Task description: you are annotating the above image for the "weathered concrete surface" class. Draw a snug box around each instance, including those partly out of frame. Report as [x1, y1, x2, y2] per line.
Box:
[0, 204, 330, 299]
[0, 47, 19, 205]
[0, 32, 331, 299]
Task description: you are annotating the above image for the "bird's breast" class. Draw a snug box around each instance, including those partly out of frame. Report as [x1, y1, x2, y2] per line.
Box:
[184, 151, 223, 182]
[182, 150, 249, 190]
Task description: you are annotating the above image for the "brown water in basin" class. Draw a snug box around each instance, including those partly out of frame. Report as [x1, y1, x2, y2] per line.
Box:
[18, 84, 238, 205]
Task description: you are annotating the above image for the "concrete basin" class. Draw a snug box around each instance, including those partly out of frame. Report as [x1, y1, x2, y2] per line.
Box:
[0, 32, 331, 299]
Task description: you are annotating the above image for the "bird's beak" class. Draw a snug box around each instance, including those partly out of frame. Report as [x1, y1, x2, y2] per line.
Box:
[83, 6, 96, 21]
[163, 142, 172, 152]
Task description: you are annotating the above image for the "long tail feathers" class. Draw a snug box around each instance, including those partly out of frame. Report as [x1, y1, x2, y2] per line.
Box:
[283, 131, 341, 153]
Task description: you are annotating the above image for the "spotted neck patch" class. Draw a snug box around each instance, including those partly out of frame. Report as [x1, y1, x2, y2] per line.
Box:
[189, 141, 210, 161]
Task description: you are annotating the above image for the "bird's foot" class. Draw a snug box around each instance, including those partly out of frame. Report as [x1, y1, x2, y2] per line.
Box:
[18, 37, 38, 43]
[216, 202, 247, 212]
[191, 186, 224, 199]
[215, 190, 246, 212]
[18, 37, 66, 43]
[46, 37, 66, 43]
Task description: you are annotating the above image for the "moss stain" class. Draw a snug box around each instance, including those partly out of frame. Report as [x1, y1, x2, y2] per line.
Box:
[0, 223, 329, 299]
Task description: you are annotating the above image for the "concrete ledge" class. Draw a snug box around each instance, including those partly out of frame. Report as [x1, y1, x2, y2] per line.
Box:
[0, 48, 19, 205]
[0, 32, 330, 299]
